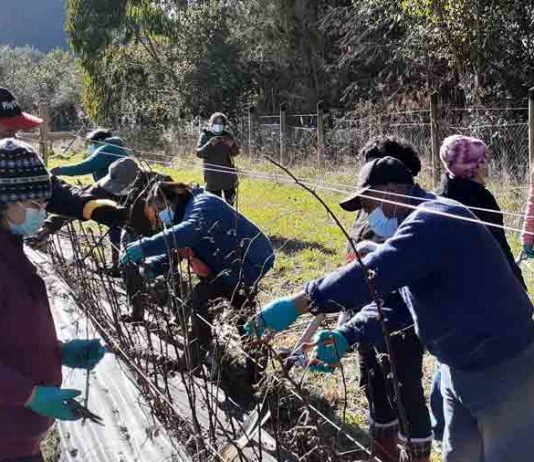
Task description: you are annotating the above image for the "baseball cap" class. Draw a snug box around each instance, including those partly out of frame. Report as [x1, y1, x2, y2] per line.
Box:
[339, 157, 414, 211]
[99, 157, 140, 195]
[0, 88, 43, 129]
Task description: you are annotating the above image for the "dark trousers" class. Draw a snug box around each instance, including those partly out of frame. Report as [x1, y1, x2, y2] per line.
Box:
[359, 328, 431, 439]
[190, 277, 249, 351]
[1, 454, 43, 462]
[207, 187, 236, 206]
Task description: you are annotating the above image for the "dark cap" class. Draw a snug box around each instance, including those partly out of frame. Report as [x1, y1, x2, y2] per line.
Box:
[99, 157, 140, 195]
[339, 157, 414, 211]
[0, 88, 43, 129]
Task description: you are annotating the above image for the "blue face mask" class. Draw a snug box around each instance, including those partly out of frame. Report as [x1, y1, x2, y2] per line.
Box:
[367, 207, 398, 239]
[10, 207, 47, 237]
[211, 124, 224, 135]
[158, 208, 175, 226]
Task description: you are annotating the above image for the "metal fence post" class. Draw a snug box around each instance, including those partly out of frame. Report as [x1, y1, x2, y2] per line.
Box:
[38, 100, 51, 166]
[529, 88, 534, 173]
[280, 102, 287, 164]
[430, 92, 440, 188]
[317, 101, 325, 168]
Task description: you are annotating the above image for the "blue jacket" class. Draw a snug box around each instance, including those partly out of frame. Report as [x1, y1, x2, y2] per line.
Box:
[305, 186, 534, 371]
[54, 137, 130, 182]
[138, 188, 274, 288]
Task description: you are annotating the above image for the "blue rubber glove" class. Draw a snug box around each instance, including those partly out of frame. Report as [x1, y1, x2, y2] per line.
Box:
[309, 330, 349, 373]
[120, 242, 144, 266]
[523, 244, 534, 258]
[25, 386, 82, 421]
[61, 339, 106, 370]
[244, 297, 301, 337]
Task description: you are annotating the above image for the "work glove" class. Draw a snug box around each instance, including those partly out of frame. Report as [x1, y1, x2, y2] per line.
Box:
[120, 241, 144, 266]
[25, 386, 82, 421]
[61, 339, 106, 370]
[244, 297, 301, 337]
[308, 329, 349, 373]
[91, 204, 128, 228]
[523, 244, 534, 258]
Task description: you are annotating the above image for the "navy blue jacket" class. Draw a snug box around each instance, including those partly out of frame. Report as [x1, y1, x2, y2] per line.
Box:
[137, 187, 274, 288]
[305, 186, 534, 371]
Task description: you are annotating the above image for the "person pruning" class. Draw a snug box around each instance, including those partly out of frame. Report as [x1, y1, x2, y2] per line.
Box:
[120, 181, 274, 368]
[0, 87, 124, 228]
[245, 157, 534, 462]
[51, 128, 130, 183]
[0, 138, 105, 462]
[196, 112, 239, 205]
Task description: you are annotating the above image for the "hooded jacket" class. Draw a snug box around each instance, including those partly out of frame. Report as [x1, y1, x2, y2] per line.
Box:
[53, 137, 130, 182]
[0, 230, 62, 457]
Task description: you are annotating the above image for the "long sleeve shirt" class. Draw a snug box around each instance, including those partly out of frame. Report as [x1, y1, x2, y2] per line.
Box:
[305, 186, 534, 372]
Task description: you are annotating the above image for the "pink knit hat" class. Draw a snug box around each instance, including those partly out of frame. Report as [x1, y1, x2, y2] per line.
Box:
[439, 135, 488, 179]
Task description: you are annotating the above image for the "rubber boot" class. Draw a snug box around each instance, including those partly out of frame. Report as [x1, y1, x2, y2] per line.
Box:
[399, 437, 432, 462]
[355, 422, 399, 462]
[121, 293, 147, 323]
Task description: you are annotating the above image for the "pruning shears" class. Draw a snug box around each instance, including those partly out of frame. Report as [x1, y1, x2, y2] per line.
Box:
[67, 399, 105, 426]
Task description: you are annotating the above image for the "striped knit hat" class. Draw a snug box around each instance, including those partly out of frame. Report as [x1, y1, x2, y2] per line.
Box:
[440, 135, 488, 179]
[0, 138, 51, 204]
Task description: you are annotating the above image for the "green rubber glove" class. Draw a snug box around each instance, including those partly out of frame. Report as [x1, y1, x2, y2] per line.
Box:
[25, 386, 82, 421]
[244, 297, 301, 337]
[120, 242, 144, 265]
[309, 330, 349, 373]
[61, 339, 106, 370]
[523, 244, 534, 258]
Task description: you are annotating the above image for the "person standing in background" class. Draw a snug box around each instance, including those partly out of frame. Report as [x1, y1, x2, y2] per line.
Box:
[196, 112, 239, 205]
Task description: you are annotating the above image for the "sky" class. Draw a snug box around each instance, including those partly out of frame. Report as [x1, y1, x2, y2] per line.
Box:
[0, 0, 67, 51]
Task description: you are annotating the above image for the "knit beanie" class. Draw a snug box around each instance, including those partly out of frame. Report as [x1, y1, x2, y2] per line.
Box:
[440, 135, 488, 179]
[0, 138, 51, 204]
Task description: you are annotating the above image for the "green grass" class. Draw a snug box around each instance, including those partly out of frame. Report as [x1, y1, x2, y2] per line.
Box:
[46, 151, 533, 460]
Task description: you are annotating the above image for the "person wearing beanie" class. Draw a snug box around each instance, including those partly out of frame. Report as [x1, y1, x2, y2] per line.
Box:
[245, 156, 534, 462]
[50, 128, 130, 183]
[0, 139, 105, 461]
[196, 112, 239, 205]
[339, 140, 432, 461]
[0, 87, 124, 228]
[429, 134, 527, 442]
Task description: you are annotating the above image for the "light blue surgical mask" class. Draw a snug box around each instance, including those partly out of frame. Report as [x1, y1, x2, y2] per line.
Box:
[211, 124, 224, 135]
[367, 207, 398, 239]
[158, 208, 175, 226]
[10, 207, 47, 237]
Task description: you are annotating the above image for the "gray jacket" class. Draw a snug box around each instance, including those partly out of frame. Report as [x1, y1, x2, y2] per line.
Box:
[196, 129, 239, 191]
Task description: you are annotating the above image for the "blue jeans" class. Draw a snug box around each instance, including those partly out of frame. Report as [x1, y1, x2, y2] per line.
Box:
[430, 363, 445, 441]
[441, 339, 534, 462]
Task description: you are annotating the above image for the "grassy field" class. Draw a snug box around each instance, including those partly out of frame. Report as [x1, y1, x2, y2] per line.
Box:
[43, 151, 534, 461]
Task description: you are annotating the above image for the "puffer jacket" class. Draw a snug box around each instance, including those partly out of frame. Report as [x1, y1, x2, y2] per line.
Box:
[135, 187, 274, 288]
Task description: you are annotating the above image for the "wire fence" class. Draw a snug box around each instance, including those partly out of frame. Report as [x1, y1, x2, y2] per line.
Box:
[108, 105, 531, 186]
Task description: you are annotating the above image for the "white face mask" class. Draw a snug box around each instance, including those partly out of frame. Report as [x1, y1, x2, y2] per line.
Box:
[211, 124, 224, 135]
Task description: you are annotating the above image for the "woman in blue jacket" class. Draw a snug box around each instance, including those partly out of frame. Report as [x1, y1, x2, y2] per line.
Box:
[121, 182, 275, 369]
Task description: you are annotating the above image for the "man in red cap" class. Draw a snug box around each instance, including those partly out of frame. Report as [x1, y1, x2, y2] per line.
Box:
[0, 88, 124, 227]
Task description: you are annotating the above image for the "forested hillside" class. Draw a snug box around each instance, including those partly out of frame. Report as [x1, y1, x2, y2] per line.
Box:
[0, 0, 66, 51]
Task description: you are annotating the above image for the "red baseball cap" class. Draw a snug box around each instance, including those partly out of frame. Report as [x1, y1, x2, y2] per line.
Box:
[0, 88, 43, 129]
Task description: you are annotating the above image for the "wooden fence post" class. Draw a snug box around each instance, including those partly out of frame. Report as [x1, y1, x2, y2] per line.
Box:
[38, 100, 50, 166]
[529, 87, 534, 173]
[430, 92, 440, 188]
[247, 105, 257, 157]
[280, 102, 287, 164]
[317, 100, 325, 168]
